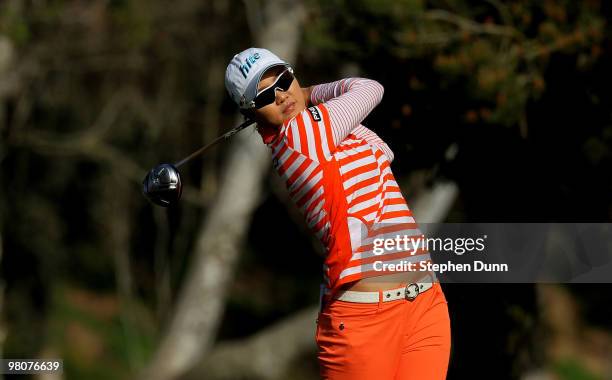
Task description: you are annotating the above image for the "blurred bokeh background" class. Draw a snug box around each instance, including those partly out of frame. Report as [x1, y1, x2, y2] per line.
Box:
[1, 0, 611, 379]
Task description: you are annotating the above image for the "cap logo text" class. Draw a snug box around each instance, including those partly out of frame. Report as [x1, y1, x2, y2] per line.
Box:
[239, 52, 261, 79]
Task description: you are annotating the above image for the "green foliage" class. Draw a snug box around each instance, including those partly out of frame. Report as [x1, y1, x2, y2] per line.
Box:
[0, 2, 30, 45]
[554, 358, 600, 380]
[304, 0, 605, 127]
[110, 0, 154, 50]
[359, 0, 424, 16]
[48, 285, 157, 379]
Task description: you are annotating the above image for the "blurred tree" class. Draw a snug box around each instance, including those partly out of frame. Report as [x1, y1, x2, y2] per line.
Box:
[304, 0, 605, 137]
[138, 0, 307, 379]
[0, 0, 258, 378]
[0, 0, 609, 379]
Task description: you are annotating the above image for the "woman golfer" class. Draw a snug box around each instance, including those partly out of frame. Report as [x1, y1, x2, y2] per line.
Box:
[225, 48, 451, 380]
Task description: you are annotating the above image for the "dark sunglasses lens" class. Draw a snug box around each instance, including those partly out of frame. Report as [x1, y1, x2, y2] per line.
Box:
[277, 70, 294, 90]
[254, 90, 275, 108]
[254, 70, 294, 109]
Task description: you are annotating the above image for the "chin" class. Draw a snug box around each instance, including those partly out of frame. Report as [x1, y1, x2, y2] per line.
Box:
[284, 108, 301, 121]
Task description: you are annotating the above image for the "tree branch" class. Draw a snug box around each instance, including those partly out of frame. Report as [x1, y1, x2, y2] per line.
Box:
[9, 130, 211, 209]
[423, 9, 519, 38]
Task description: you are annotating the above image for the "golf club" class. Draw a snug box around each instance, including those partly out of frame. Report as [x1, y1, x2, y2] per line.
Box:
[142, 118, 256, 207]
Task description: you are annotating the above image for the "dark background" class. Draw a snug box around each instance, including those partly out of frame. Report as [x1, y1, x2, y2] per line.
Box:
[1, 0, 611, 379]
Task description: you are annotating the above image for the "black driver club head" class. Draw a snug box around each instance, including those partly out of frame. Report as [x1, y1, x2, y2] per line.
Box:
[141, 119, 256, 207]
[142, 163, 182, 207]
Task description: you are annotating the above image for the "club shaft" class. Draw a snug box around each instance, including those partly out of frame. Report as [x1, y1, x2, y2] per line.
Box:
[174, 119, 256, 168]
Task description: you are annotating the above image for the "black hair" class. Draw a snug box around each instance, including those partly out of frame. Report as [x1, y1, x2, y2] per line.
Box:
[240, 108, 253, 118]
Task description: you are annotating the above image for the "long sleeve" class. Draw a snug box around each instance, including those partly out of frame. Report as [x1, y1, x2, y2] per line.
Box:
[351, 125, 395, 163]
[309, 78, 384, 146]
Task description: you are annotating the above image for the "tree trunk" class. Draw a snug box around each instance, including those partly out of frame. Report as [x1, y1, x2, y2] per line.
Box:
[138, 1, 305, 379]
[411, 179, 459, 235]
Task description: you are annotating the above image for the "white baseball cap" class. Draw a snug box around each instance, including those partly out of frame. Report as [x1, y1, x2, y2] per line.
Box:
[225, 47, 291, 109]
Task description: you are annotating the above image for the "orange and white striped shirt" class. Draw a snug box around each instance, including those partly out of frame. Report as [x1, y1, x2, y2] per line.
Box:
[260, 78, 431, 291]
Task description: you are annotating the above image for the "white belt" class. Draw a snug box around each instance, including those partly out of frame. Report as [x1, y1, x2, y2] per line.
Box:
[333, 277, 435, 303]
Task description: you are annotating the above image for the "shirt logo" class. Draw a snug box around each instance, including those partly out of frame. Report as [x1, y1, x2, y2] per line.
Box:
[239, 53, 261, 79]
[308, 106, 322, 121]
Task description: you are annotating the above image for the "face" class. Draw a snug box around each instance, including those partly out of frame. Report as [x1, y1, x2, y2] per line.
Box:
[249, 66, 306, 128]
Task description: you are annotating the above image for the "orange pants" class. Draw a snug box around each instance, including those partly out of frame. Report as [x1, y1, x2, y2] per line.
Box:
[316, 283, 451, 380]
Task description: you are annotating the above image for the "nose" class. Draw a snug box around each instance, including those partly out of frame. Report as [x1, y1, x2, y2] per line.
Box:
[276, 89, 288, 104]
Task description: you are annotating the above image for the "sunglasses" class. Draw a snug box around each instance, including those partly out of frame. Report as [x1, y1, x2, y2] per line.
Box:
[253, 68, 295, 109]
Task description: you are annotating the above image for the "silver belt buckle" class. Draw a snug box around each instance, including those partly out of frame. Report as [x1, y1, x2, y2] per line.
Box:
[405, 283, 419, 301]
